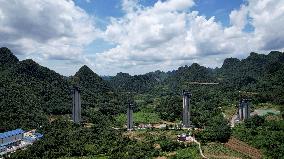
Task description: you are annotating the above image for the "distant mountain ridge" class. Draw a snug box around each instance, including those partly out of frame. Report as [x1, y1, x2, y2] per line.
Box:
[107, 70, 168, 93]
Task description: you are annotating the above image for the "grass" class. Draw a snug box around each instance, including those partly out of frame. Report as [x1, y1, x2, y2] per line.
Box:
[116, 111, 162, 126]
[202, 142, 250, 159]
[171, 145, 202, 159]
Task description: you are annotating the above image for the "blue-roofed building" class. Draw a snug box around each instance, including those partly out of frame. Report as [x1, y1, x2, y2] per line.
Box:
[0, 129, 24, 152]
[0, 146, 7, 153]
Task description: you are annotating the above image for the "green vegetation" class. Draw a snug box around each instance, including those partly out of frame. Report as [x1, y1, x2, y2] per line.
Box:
[155, 95, 182, 122]
[0, 48, 70, 131]
[233, 115, 284, 158]
[195, 114, 231, 143]
[202, 142, 250, 159]
[9, 118, 159, 159]
[171, 146, 201, 159]
[116, 112, 161, 126]
[107, 71, 168, 93]
[0, 47, 127, 132]
[1, 47, 284, 158]
[124, 130, 202, 159]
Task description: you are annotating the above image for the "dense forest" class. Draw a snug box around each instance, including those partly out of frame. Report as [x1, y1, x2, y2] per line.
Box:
[0, 47, 283, 158]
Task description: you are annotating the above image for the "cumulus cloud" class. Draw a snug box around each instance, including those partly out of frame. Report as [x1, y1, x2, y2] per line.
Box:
[92, 0, 284, 75]
[1, 0, 284, 75]
[122, 0, 141, 13]
[153, 0, 195, 12]
[229, 5, 248, 30]
[247, 0, 284, 50]
[0, 0, 99, 62]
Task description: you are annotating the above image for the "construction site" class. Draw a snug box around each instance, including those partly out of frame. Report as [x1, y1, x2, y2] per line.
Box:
[60, 82, 259, 159]
[2, 85, 281, 159]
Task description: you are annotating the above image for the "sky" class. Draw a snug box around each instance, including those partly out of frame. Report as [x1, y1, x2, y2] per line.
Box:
[0, 0, 284, 76]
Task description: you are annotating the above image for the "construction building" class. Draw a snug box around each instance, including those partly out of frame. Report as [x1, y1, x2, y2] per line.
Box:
[182, 90, 192, 128]
[0, 129, 43, 155]
[0, 129, 24, 153]
[72, 86, 81, 124]
[127, 103, 134, 130]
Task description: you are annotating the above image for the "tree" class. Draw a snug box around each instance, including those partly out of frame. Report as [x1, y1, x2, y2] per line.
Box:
[155, 95, 182, 122]
[197, 115, 231, 143]
[244, 115, 265, 128]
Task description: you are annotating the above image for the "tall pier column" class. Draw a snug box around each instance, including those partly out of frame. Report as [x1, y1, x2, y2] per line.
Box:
[72, 86, 81, 124]
[127, 103, 134, 130]
[182, 90, 192, 128]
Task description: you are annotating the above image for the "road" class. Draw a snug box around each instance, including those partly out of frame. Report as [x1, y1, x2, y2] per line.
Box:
[193, 138, 208, 159]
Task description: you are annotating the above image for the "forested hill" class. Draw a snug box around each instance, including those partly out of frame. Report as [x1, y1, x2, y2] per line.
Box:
[71, 65, 126, 115]
[106, 63, 215, 93]
[217, 51, 284, 104]
[107, 51, 284, 104]
[218, 51, 284, 82]
[107, 71, 168, 93]
[0, 47, 70, 131]
[163, 63, 216, 91]
[0, 47, 125, 132]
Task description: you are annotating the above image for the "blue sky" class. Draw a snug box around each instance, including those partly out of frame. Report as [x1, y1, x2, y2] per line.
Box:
[75, 0, 245, 26]
[0, 0, 283, 76]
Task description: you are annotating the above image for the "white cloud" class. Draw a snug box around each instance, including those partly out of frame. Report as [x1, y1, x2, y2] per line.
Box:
[92, 0, 284, 75]
[247, 0, 284, 50]
[1, 0, 284, 76]
[0, 0, 100, 62]
[229, 5, 248, 30]
[153, 0, 195, 12]
[122, 0, 141, 13]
